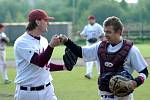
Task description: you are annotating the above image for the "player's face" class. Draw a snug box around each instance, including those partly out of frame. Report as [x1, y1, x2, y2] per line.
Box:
[37, 19, 49, 33]
[104, 26, 120, 44]
[88, 19, 95, 25]
[0, 27, 5, 32]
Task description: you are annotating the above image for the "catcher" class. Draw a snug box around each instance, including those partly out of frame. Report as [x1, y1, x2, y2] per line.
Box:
[61, 16, 149, 100]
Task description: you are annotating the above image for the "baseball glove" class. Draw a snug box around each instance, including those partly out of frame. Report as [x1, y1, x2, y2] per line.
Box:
[1, 37, 9, 43]
[87, 38, 97, 43]
[63, 48, 78, 71]
[109, 75, 134, 97]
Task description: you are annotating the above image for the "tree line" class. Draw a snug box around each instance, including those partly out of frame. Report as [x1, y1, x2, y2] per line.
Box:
[0, 0, 149, 31]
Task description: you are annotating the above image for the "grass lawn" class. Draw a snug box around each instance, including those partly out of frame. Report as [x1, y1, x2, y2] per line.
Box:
[2, 43, 150, 100]
[6, 46, 15, 61]
[135, 44, 150, 58]
[6, 43, 150, 60]
[0, 67, 150, 100]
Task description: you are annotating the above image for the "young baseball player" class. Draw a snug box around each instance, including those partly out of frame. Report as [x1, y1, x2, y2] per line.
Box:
[60, 16, 149, 100]
[80, 16, 104, 79]
[0, 24, 11, 84]
[14, 9, 65, 100]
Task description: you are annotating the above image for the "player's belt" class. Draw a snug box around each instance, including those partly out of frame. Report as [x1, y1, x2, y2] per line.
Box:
[0, 48, 4, 51]
[20, 82, 51, 91]
[101, 95, 114, 98]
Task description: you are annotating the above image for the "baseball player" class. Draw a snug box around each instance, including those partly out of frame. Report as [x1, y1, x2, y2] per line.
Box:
[60, 16, 149, 100]
[0, 24, 11, 84]
[14, 9, 65, 100]
[80, 16, 104, 79]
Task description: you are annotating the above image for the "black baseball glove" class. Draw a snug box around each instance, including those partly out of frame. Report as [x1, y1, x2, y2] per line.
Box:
[1, 37, 9, 43]
[87, 38, 97, 43]
[63, 48, 78, 71]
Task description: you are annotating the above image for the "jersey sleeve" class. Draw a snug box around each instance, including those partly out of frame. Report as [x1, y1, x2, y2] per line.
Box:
[130, 46, 148, 72]
[82, 42, 100, 62]
[15, 42, 35, 63]
[1, 32, 7, 38]
[80, 26, 87, 37]
[97, 24, 104, 37]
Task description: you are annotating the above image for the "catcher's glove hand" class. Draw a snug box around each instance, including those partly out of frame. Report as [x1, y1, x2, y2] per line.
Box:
[109, 75, 134, 97]
[63, 48, 78, 71]
[1, 37, 9, 43]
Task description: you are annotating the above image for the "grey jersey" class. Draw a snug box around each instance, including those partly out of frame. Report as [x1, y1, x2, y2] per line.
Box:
[0, 32, 8, 50]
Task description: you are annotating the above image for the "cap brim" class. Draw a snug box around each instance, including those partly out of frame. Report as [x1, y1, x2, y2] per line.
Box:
[45, 17, 55, 20]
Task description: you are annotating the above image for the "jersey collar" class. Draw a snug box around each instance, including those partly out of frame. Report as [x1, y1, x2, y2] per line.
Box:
[29, 34, 41, 40]
[25, 32, 41, 40]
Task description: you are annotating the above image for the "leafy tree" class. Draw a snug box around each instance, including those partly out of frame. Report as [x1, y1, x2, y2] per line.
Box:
[0, 0, 149, 31]
[16, 12, 26, 22]
[5, 12, 13, 23]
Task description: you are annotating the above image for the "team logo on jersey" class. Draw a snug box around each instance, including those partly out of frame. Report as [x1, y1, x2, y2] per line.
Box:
[104, 62, 113, 67]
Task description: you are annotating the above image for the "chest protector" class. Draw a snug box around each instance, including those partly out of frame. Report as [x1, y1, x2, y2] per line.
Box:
[97, 40, 133, 92]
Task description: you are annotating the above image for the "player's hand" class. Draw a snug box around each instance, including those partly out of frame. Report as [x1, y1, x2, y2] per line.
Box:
[59, 34, 68, 44]
[49, 35, 62, 48]
[76, 31, 80, 35]
[130, 80, 137, 90]
[63, 65, 67, 70]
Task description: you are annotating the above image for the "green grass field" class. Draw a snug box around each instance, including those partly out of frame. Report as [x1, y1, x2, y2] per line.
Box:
[1, 43, 150, 100]
[0, 67, 150, 100]
[5, 43, 150, 60]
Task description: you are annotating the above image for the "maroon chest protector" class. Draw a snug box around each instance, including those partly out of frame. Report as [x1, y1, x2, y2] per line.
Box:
[97, 39, 133, 92]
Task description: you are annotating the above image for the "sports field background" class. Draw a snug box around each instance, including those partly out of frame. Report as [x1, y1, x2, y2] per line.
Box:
[0, 44, 150, 100]
[5, 43, 150, 60]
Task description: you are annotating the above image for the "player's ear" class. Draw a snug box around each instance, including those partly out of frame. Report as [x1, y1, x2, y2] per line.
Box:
[116, 29, 122, 35]
[35, 20, 40, 26]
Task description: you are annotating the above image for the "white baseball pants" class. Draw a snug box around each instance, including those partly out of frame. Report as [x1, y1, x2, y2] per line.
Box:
[86, 61, 100, 77]
[100, 94, 133, 100]
[99, 91, 134, 100]
[85, 42, 100, 77]
[14, 83, 57, 100]
[0, 50, 9, 80]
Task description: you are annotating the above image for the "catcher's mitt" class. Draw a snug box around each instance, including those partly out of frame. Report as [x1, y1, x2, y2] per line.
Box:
[63, 48, 78, 71]
[87, 38, 97, 43]
[1, 37, 9, 43]
[109, 75, 134, 97]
